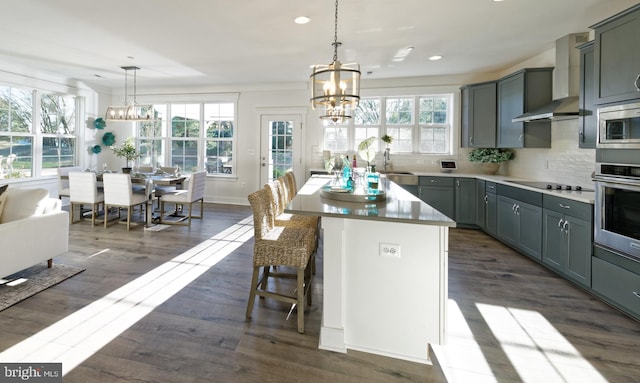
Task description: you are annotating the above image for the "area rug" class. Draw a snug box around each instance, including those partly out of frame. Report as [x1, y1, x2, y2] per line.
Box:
[0, 264, 85, 312]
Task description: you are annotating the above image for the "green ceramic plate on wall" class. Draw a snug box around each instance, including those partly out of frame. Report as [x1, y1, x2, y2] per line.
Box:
[94, 117, 106, 130]
[102, 132, 115, 146]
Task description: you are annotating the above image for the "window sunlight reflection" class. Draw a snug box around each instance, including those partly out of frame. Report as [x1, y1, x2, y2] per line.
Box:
[476, 303, 608, 383]
[431, 299, 498, 383]
[0, 216, 254, 376]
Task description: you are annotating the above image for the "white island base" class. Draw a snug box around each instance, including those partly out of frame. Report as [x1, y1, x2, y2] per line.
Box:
[318, 216, 449, 364]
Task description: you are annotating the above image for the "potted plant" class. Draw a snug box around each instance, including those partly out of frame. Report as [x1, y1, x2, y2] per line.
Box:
[111, 137, 141, 173]
[468, 148, 514, 175]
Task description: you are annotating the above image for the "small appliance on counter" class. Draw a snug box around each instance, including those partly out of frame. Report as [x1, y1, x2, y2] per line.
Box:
[440, 160, 457, 173]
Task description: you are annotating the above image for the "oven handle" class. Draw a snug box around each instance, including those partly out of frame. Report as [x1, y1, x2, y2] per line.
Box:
[593, 176, 640, 189]
[630, 242, 640, 251]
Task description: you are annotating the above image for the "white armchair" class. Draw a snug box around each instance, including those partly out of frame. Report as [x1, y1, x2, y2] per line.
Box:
[102, 173, 148, 230]
[159, 170, 205, 226]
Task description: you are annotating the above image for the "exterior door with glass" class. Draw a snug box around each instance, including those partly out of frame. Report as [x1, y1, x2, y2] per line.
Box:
[260, 114, 303, 187]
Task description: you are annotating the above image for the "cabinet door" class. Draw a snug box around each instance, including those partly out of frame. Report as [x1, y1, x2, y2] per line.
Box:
[455, 178, 477, 225]
[517, 202, 542, 260]
[498, 73, 525, 148]
[466, 83, 497, 148]
[476, 179, 486, 229]
[592, 257, 640, 318]
[419, 186, 454, 219]
[543, 209, 566, 271]
[579, 42, 597, 148]
[594, 9, 640, 104]
[566, 216, 592, 287]
[497, 195, 518, 245]
[486, 192, 497, 236]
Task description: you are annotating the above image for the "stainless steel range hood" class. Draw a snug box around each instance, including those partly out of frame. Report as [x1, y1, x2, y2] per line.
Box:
[513, 33, 589, 123]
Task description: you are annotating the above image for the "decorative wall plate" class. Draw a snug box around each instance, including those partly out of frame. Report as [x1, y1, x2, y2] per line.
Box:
[91, 144, 102, 154]
[93, 117, 106, 130]
[102, 132, 115, 146]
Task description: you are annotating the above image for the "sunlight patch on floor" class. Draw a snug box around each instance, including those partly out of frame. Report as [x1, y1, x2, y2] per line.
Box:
[0, 217, 254, 376]
[431, 299, 498, 383]
[476, 303, 608, 383]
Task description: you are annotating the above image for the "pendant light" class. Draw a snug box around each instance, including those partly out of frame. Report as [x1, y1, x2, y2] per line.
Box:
[310, 0, 361, 124]
[105, 66, 156, 121]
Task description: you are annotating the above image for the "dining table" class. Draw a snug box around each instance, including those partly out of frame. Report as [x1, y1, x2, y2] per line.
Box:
[64, 171, 187, 227]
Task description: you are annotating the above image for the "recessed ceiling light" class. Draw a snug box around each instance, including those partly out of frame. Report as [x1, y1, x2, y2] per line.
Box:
[429, 55, 443, 61]
[295, 16, 311, 24]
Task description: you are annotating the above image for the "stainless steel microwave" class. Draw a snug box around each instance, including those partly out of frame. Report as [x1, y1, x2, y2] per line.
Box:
[597, 102, 640, 149]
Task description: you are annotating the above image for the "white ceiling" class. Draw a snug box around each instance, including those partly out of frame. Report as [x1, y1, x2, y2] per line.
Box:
[0, 0, 637, 89]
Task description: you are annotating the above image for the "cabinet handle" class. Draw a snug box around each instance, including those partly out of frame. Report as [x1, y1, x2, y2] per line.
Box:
[430, 179, 437, 183]
[512, 204, 517, 213]
[635, 74, 640, 92]
[515, 205, 520, 215]
[633, 291, 640, 299]
[519, 134, 523, 144]
[558, 219, 564, 229]
[563, 221, 569, 233]
[558, 203, 571, 209]
[470, 137, 474, 145]
[484, 195, 488, 204]
[456, 180, 460, 187]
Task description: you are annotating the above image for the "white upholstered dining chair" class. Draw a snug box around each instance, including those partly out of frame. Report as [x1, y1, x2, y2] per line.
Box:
[68, 171, 104, 226]
[102, 173, 148, 230]
[159, 170, 205, 226]
[57, 166, 83, 199]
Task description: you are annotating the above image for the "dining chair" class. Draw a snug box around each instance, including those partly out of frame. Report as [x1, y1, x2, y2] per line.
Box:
[246, 188, 316, 334]
[57, 166, 83, 199]
[159, 170, 206, 226]
[154, 166, 181, 207]
[68, 171, 104, 226]
[102, 173, 148, 230]
[136, 166, 154, 174]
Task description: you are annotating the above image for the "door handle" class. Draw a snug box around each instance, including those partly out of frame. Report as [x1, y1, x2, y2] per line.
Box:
[261, 163, 266, 167]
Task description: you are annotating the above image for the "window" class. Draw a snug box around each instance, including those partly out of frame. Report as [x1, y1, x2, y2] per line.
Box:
[41, 93, 77, 175]
[204, 103, 234, 175]
[0, 86, 33, 179]
[135, 101, 237, 176]
[323, 94, 452, 156]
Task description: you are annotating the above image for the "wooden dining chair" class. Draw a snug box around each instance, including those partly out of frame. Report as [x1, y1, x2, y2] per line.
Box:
[68, 171, 104, 226]
[102, 173, 148, 230]
[159, 170, 206, 226]
[246, 188, 316, 333]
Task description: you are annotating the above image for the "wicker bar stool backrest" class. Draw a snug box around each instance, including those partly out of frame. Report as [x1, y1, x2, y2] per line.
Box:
[264, 182, 282, 216]
[247, 188, 274, 240]
[284, 171, 297, 200]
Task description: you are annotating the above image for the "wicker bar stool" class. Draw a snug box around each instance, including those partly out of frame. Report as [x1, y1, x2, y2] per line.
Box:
[246, 188, 316, 333]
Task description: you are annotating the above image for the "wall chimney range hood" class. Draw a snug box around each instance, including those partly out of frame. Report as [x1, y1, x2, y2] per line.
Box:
[512, 33, 588, 123]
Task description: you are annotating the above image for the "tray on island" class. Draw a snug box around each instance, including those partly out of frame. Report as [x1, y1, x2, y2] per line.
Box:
[320, 185, 386, 202]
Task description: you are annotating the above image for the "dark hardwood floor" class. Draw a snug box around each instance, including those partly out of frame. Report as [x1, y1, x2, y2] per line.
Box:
[0, 204, 638, 382]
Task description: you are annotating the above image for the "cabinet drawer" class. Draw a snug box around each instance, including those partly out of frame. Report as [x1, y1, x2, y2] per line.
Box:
[419, 176, 454, 186]
[592, 257, 640, 318]
[543, 194, 593, 221]
[496, 184, 542, 207]
[486, 181, 497, 193]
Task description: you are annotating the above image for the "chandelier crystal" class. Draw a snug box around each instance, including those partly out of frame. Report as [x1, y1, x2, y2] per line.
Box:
[310, 0, 361, 124]
[105, 66, 156, 121]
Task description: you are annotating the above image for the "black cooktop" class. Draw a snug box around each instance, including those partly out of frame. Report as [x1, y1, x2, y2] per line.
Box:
[508, 180, 594, 192]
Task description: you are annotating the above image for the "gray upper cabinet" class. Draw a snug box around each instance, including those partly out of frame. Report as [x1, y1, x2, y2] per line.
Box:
[461, 82, 497, 148]
[498, 68, 553, 148]
[592, 4, 640, 105]
[497, 68, 553, 148]
[578, 41, 597, 149]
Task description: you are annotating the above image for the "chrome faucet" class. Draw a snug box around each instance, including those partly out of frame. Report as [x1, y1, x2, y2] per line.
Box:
[383, 148, 390, 171]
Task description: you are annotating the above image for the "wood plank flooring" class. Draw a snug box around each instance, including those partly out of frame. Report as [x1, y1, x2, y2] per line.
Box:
[0, 204, 638, 382]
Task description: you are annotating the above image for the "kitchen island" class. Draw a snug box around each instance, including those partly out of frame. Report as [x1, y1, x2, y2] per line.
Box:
[285, 175, 455, 364]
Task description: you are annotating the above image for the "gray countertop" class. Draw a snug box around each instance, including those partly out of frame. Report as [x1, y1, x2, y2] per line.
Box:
[285, 175, 456, 227]
[409, 171, 595, 204]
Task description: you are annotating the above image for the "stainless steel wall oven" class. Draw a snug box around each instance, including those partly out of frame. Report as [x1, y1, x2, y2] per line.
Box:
[594, 162, 640, 261]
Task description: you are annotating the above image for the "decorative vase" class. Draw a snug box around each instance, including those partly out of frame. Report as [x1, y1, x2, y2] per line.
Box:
[481, 162, 500, 175]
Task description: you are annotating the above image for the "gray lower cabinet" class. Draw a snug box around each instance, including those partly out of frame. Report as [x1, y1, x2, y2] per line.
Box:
[592, 256, 640, 319]
[542, 210, 592, 287]
[455, 178, 476, 226]
[496, 186, 543, 260]
[475, 179, 486, 229]
[418, 176, 454, 219]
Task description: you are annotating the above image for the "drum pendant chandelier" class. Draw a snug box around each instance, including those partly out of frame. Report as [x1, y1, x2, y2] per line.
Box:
[310, 0, 361, 124]
[105, 66, 156, 121]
